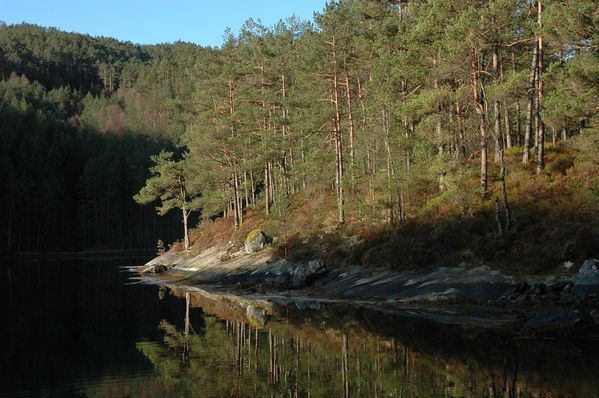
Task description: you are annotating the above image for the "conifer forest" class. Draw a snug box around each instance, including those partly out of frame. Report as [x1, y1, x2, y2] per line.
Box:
[1, 1, 598, 269]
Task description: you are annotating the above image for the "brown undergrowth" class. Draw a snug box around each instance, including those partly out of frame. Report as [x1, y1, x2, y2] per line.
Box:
[174, 144, 598, 276]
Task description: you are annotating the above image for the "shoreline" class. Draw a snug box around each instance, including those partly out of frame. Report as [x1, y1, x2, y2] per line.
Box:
[137, 247, 599, 337]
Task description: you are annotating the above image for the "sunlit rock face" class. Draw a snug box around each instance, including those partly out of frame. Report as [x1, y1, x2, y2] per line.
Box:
[244, 229, 270, 254]
[571, 259, 599, 295]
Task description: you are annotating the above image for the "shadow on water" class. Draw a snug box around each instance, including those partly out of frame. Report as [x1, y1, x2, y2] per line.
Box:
[2, 259, 599, 397]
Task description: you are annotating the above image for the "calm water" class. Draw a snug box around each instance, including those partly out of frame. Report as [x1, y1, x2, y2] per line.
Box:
[1, 258, 599, 397]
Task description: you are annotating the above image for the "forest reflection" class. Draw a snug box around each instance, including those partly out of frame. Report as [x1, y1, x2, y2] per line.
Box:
[137, 287, 599, 398]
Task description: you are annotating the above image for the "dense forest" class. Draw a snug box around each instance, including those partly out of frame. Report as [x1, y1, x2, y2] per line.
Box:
[2, 1, 599, 268]
[0, 23, 205, 251]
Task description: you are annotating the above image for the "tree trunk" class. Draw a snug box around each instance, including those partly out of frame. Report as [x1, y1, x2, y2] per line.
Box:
[182, 206, 190, 251]
[433, 59, 443, 155]
[535, 0, 545, 174]
[250, 170, 255, 205]
[184, 291, 190, 336]
[494, 197, 503, 236]
[515, 101, 522, 146]
[382, 106, 393, 222]
[233, 172, 242, 228]
[332, 36, 345, 224]
[504, 107, 512, 149]
[264, 162, 270, 216]
[471, 46, 488, 194]
[344, 68, 356, 193]
[523, 43, 538, 164]
[493, 43, 502, 164]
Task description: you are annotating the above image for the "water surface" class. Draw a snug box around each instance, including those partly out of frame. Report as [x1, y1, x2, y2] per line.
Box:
[1, 259, 598, 397]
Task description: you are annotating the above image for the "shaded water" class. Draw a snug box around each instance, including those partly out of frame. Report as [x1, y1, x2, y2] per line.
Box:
[1, 259, 599, 397]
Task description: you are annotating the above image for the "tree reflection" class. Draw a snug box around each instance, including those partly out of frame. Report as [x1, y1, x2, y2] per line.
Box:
[136, 289, 599, 398]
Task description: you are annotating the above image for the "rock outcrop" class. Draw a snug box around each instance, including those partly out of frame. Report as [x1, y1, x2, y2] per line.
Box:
[244, 229, 271, 254]
[291, 260, 327, 288]
[571, 259, 599, 295]
[246, 305, 267, 327]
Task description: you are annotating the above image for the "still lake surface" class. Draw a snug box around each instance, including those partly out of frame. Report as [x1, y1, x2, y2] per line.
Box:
[1, 258, 599, 397]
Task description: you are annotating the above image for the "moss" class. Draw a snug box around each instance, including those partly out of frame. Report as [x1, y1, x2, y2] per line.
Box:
[245, 228, 264, 244]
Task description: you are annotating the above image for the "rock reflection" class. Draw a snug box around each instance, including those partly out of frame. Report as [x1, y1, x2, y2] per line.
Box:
[138, 286, 599, 397]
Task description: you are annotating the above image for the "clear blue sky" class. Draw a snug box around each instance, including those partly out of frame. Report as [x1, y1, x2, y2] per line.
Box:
[0, 0, 328, 47]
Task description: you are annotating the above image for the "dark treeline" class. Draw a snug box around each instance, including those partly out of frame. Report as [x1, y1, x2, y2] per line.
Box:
[2, 0, 599, 258]
[0, 23, 208, 252]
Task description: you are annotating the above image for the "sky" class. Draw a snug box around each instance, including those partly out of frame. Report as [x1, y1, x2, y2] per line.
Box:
[0, 0, 328, 47]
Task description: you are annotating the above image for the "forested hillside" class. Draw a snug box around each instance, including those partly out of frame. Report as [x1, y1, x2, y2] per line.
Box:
[2, 1, 599, 269]
[0, 23, 207, 251]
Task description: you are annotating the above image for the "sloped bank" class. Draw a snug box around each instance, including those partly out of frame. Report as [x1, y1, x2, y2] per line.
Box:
[140, 238, 599, 298]
[139, 245, 515, 303]
[137, 240, 599, 337]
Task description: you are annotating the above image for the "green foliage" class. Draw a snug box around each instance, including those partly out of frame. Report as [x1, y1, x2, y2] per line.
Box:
[2, 0, 599, 259]
[134, 151, 200, 216]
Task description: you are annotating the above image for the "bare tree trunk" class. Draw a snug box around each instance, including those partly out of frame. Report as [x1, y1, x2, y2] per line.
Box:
[511, 51, 522, 146]
[344, 68, 356, 193]
[493, 42, 502, 164]
[499, 136, 512, 232]
[471, 47, 488, 194]
[494, 49, 513, 237]
[399, 189, 406, 223]
[523, 43, 538, 164]
[515, 100, 522, 146]
[182, 206, 190, 251]
[504, 107, 513, 149]
[342, 335, 350, 398]
[234, 172, 242, 227]
[536, 0, 545, 174]
[494, 102, 502, 164]
[332, 36, 345, 224]
[184, 291, 190, 336]
[264, 163, 270, 215]
[433, 59, 443, 155]
[382, 106, 393, 222]
[495, 197, 503, 236]
[456, 102, 466, 159]
[243, 170, 248, 207]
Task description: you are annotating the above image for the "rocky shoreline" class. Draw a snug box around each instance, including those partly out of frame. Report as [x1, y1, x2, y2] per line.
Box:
[136, 242, 599, 338]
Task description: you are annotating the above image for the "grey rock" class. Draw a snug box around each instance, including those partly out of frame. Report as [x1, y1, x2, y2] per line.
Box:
[571, 259, 599, 295]
[153, 264, 169, 274]
[244, 230, 272, 254]
[291, 260, 327, 288]
[274, 272, 290, 287]
[246, 305, 267, 327]
[523, 308, 597, 338]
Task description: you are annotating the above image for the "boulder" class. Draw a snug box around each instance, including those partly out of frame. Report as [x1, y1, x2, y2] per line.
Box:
[570, 259, 599, 295]
[244, 229, 271, 254]
[246, 305, 267, 327]
[291, 260, 327, 288]
[153, 264, 169, 274]
[523, 308, 597, 338]
[274, 272, 290, 287]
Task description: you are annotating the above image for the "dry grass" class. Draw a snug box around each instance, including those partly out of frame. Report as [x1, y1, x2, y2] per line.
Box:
[180, 143, 598, 275]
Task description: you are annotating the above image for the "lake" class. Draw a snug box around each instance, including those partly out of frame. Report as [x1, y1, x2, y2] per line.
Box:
[1, 258, 598, 397]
